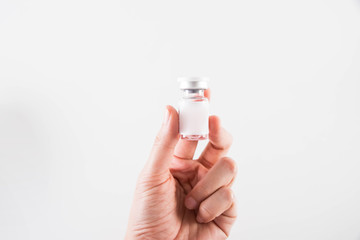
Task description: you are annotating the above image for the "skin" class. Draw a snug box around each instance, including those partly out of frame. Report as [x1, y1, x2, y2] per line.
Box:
[126, 90, 237, 240]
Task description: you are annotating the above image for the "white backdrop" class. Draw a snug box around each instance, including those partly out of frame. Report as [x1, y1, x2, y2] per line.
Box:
[1, 0, 360, 239]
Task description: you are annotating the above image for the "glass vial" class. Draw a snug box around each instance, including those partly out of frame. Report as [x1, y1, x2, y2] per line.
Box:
[178, 77, 209, 141]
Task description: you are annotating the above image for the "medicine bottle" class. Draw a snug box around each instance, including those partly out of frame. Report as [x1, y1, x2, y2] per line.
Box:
[178, 77, 209, 141]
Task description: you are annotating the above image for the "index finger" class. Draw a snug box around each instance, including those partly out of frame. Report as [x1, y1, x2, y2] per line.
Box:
[197, 115, 233, 168]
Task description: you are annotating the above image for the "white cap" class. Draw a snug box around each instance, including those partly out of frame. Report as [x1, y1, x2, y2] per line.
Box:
[177, 77, 209, 90]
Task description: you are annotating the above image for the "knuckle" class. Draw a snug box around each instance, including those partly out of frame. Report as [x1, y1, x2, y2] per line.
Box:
[223, 131, 233, 149]
[227, 132, 233, 147]
[220, 157, 237, 174]
[220, 187, 234, 203]
[154, 133, 163, 146]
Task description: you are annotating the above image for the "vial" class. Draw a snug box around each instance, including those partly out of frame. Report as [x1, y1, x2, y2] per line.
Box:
[178, 77, 209, 141]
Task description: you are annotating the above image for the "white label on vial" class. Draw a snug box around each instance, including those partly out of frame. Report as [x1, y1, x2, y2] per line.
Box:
[179, 100, 209, 135]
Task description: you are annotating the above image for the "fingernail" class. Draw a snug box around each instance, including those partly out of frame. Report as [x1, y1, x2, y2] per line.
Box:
[185, 197, 197, 209]
[163, 107, 170, 125]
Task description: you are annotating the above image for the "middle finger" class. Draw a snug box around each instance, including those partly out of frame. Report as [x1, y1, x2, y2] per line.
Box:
[197, 115, 233, 168]
[184, 156, 237, 210]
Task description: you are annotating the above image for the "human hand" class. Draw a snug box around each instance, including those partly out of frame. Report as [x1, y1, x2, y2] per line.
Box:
[125, 92, 237, 240]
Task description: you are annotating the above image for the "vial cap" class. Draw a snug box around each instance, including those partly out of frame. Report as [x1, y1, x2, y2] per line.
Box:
[178, 77, 209, 90]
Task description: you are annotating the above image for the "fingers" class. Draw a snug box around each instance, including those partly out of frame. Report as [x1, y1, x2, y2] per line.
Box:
[213, 200, 237, 236]
[196, 187, 234, 223]
[144, 105, 179, 175]
[184, 157, 237, 210]
[198, 116, 233, 168]
[173, 139, 198, 160]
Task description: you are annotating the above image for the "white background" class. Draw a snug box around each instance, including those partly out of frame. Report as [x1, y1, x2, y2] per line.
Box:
[1, 0, 360, 239]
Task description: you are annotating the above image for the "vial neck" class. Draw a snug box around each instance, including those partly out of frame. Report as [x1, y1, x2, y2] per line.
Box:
[182, 89, 205, 99]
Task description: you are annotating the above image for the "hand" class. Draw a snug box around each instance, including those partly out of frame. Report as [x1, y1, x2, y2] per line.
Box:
[125, 96, 237, 239]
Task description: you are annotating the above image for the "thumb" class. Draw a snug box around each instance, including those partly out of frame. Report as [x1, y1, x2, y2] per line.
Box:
[144, 105, 179, 175]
